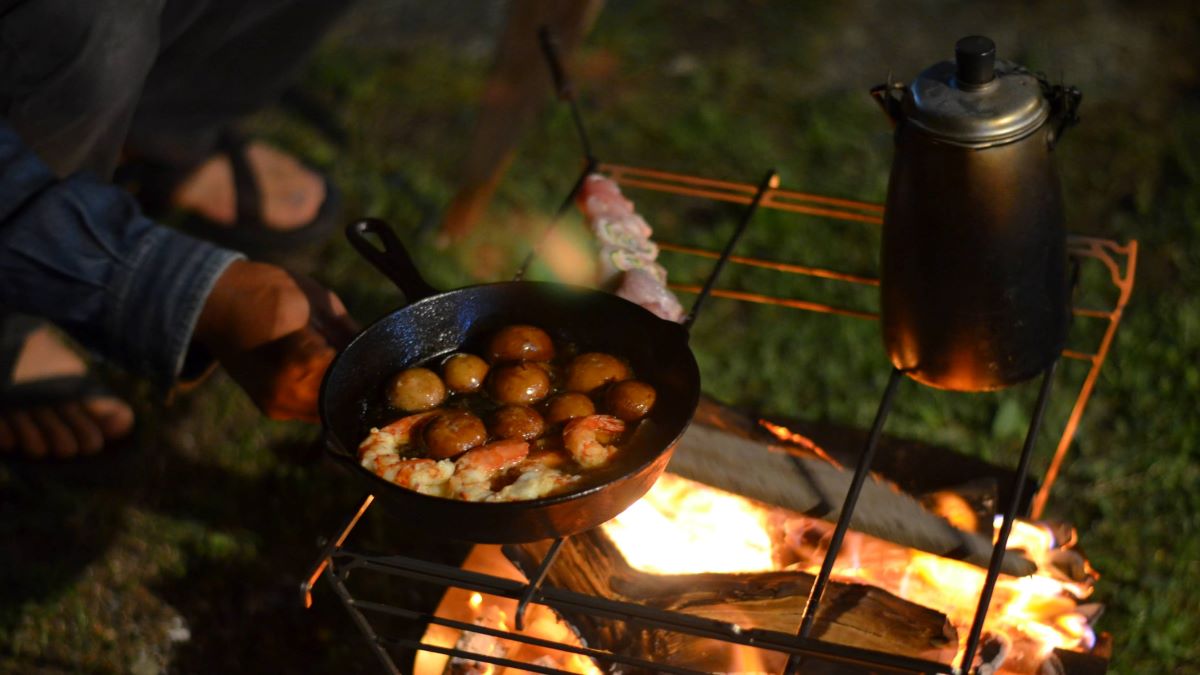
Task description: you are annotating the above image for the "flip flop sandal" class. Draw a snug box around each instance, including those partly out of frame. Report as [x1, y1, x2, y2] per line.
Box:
[117, 130, 342, 259]
[0, 315, 126, 459]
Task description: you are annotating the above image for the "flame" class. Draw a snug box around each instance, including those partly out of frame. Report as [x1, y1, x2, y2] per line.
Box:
[428, 473, 1098, 674]
[601, 475, 774, 574]
[603, 474, 1097, 673]
[759, 420, 843, 467]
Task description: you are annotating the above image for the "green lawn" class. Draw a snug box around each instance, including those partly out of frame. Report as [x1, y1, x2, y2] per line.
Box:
[2, 2, 1198, 673]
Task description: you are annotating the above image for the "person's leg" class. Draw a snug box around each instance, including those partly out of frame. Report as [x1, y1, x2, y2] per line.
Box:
[0, 0, 164, 179]
[129, 0, 350, 168]
[0, 0, 150, 457]
[125, 0, 351, 232]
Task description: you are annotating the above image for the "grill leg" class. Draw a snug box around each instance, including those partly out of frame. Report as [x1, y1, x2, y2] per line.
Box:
[303, 493, 375, 609]
[787, 367, 903, 674]
[958, 360, 1058, 673]
[515, 535, 567, 630]
[327, 561, 403, 675]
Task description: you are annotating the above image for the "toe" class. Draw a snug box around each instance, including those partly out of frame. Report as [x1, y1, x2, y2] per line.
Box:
[9, 410, 48, 459]
[31, 407, 79, 459]
[60, 402, 106, 455]
[83, 397, 135, 440]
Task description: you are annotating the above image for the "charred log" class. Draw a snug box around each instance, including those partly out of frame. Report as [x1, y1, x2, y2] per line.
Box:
[670, 417, 1037, 577]
[505, 529, 958, 673]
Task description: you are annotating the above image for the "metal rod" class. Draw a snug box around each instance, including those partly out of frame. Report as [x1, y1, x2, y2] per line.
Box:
[658, 241, 880, 286]
[539, 26, 593, 161]
[326, 554, 402, 675]
[513, 156, 598, 280]
[338, 548, 953, 673]
[1033, 240, 1138, 517]
[514, 536, 566, 630]
[382, 636, 576, 675]
[356, 601, 699, 675]
[671, 284, 878, 321]
[788, 367, 904, 674]
[302, 493, 374, 608]
[684, 168, 779, 330]
[959, 360, 1059, 672]
[599, 162, 885, 220]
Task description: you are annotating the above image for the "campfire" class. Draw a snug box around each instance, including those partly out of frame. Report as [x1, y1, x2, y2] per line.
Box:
[416, 467, 1099, 675]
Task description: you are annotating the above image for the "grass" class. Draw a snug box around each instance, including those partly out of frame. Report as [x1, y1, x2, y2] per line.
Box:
[2, 1, 1198, 673]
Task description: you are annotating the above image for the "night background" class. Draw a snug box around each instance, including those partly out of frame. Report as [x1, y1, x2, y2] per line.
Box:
[2, 1, 1197, 673]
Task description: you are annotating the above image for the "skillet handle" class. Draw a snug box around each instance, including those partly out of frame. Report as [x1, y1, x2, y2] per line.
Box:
[346, 218, 438, 303]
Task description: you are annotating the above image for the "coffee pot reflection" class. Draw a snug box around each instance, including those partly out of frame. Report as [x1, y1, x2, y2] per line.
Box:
[872, 36, 1082, 391]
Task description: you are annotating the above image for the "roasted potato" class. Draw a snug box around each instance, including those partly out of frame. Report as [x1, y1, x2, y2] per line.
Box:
[605, 380, 657, 421]
[486, 325, 555, 363]
[565, 352, 630, 393]
[488, 362, 552, 405]
[442, 353, 489, 393]
[543, 392, 596, 426]
[386, 367, 447, 411]
[489, 405, 546, 441]
[423, 410, 487, 459]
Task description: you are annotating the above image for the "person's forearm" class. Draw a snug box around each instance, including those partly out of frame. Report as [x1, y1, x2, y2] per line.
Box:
[0, 121, 241, 387]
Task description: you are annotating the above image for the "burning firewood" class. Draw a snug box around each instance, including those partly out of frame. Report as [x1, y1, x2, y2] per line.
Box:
[670, 413, 1038, 577]
[504, 529, 958, 673]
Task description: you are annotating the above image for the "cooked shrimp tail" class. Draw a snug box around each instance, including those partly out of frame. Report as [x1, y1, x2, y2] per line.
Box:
[563, 415, 626, 468]
[390, 458, 455, 496]
[357, 410, 440, 459]
[448, 440, 530, 501]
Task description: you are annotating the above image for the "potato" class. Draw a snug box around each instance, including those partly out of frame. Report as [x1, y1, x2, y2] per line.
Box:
[604, 380, 656, 421]
[488, 362, 552, 405]
[386, 367, 447, 411]
[565, 352, 630, 393]
[487, 325, 555, 363]
[543, 392, 596, 426]
[422, 410, 487, 459]
[443, 353, 489, 393]
[489, 405, 546, 441]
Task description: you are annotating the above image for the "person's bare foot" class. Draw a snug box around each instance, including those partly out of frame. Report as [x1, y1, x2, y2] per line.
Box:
[0, 326, 134, 459]
[170, 142, 326, 230]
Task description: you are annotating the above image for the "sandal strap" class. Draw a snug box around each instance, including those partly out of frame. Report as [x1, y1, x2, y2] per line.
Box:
[0, 375, 114, 407]
[0, 314, 44, 384]
[217, 131, 263, 228]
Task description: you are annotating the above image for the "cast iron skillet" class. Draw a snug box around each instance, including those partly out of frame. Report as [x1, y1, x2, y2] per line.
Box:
[320, 218, 701, 543]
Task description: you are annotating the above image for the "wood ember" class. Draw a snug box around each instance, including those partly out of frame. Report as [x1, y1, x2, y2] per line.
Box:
[504, 529, 958, 673]
[669, 420, 1038, 577]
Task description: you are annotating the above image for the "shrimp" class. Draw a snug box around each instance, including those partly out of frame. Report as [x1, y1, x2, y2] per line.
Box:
[488, 466, 580, 502]
[358, 410, 439, 464]
[363, 452, 454, 496]
[447, 440, 530, 501]
[391, 458, 455, 496]
[563, 415, 625, 468]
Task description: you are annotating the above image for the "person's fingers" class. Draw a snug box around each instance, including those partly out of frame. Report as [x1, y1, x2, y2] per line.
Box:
[318, 288, 359, 348]
[291, 273, 358, 348]
[31, 407, 79, 458]
[8, 410, 45, 458]
[59, 402, 105, 455]
[0, 417, 15, 452]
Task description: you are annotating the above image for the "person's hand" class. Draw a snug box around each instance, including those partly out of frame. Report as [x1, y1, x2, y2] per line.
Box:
[193, 260, 357, 422]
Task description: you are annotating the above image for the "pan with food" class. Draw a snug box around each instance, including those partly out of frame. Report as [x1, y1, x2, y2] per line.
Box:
[320, 218, 702, 543]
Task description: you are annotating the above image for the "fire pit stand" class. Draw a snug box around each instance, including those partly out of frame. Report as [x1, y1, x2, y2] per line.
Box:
[301, 30, 1136, 675]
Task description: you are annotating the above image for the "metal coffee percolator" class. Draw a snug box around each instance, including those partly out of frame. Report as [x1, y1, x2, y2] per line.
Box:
[872, 36, 1082, 391]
